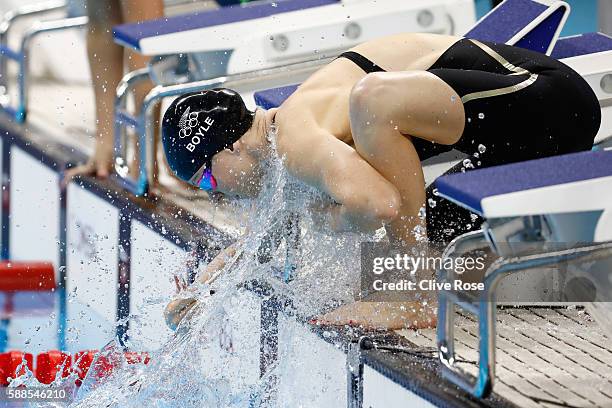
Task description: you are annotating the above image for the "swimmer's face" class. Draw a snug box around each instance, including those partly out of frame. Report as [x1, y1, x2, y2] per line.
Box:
[211, 137, 263, 198]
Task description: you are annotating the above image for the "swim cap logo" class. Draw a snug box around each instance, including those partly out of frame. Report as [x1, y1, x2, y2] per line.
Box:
[185, 116, 215, 153]
[178, 107, 200, 139]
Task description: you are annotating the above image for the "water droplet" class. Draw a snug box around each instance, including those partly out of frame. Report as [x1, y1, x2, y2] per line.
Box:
[478, 144, 486, 154]
[412, 224, 427, 241]
[428, 198, 436, 208]
[478, 113, 485, 120]
[418, 206, 426, 220]
[462, 159, 474, 169]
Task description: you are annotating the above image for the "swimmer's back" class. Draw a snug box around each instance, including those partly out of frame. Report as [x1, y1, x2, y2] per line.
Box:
[276, 33, 461, 146]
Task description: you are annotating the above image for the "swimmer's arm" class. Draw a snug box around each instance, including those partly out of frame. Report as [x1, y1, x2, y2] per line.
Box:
[165, 242, 239, 330]
[282, 128, 400, 233]
[195, 241, 239, 285]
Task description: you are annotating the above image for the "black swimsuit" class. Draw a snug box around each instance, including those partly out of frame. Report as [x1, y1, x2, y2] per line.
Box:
[339, 39, 600, 165]
[338, 40, 601, 242]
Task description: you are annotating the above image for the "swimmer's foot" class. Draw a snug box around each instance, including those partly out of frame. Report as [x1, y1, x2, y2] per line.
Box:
[313, 301, 437, 330]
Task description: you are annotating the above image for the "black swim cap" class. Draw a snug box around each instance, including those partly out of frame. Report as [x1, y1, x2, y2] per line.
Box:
[161, 88, 255, 183]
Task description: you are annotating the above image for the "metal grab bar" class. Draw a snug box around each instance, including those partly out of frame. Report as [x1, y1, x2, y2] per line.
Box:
[437, 236, 612, 398]
[16, 16, 88, 122]
[1, 1, 68, 111]
[0, 1, 87, 122]
[114, 57, 332, 196]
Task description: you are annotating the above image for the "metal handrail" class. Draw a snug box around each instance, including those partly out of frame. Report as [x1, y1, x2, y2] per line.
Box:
[14, 16, 88, 122]
[437, 235, 612, 398]
[1, 1, 68, 94]
[0, 2, 86, 122]
[0, 1, 67, 35]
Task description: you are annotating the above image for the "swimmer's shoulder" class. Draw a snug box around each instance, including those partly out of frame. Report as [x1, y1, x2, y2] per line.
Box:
[274, 99, 334, 152]
[274, 97, 313, 144]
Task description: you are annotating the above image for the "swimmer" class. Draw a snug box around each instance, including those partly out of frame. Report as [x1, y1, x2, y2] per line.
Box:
[163, 33, 601, 330]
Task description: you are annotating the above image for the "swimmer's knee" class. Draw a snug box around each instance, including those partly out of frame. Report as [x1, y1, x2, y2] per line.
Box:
[368, 185, 402, 225]
[350, 73, 390, 113]
[377, 190, 401, 224]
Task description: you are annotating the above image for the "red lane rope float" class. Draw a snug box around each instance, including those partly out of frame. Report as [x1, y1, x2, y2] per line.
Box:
[0, 262, 55, 291]
[73, 350, 97, 385]
[0, 350, 150, 386]
[124, 352, 150, 365]
[0, 351, 34, 385]
[36, 351, 71, 384]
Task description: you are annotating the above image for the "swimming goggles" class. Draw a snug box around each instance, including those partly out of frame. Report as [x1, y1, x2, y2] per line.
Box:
[189, 163, 217, 191]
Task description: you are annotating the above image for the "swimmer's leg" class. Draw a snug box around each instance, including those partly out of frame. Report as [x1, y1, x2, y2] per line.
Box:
[321, 71, 463, 330]
[349, 70, 465, 245]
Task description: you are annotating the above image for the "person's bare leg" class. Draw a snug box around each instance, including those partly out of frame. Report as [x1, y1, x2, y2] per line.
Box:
[318, 71, 465, 330]
[64, 0, 123, 182]
[351, 71, 465, 245]
[121, 0, 164, 189]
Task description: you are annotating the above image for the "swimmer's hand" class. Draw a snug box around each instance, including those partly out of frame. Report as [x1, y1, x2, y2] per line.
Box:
[164, 274, 198, 330]
[195, 242, 238, 284]
[62, 144, 114, 187]
[164, 243, 239, 330]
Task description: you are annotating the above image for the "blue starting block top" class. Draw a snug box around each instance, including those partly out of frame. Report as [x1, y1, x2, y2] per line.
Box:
[435, 150, 612, 218]
[254, 85, 298, 109]
[113, 0, 338, 51]
[465, 0, 567, 54]
[552, 32, 612, 59]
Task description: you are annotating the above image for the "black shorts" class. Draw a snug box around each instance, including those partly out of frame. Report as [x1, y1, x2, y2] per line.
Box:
[418, 39, 601, 242]
[414, 38, 601, 165]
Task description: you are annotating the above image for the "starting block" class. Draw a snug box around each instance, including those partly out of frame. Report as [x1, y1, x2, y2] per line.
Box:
[254, 0, 573, 108]
[552, 32, 612, 145]
[434, 148, 612, 398]
[465, 0, 569, 55]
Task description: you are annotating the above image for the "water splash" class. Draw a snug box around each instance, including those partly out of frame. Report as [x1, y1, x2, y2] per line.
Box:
[58, 127, 368, 407]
